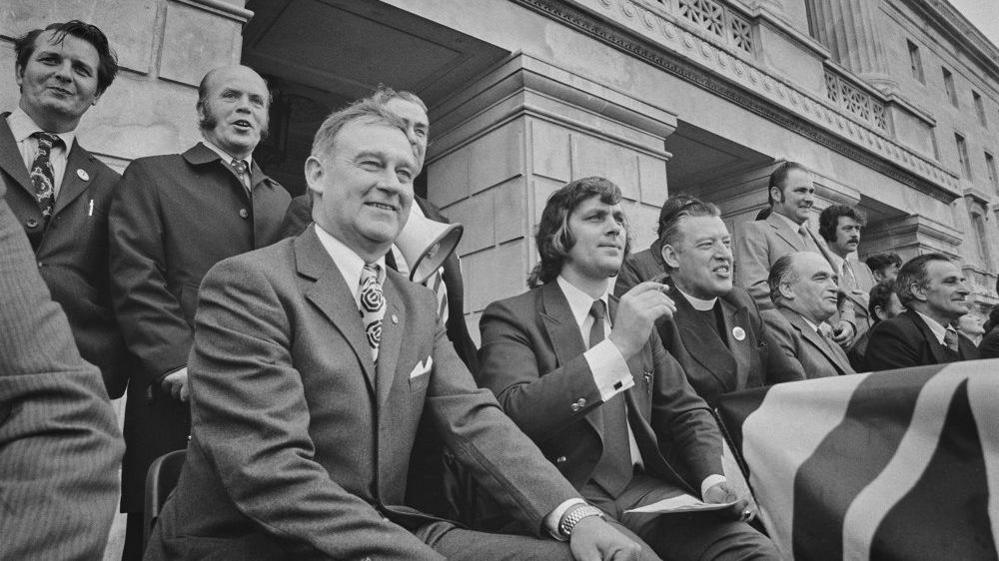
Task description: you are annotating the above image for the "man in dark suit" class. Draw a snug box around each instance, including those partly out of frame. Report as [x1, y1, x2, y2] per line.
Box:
[477, 178, 779, 560]
[761, 252, 855, 378]
[1, 21, 127, 397]
[111, 65, 291, 560]
[0, 187, 123, 560]
[734, 162, 855, 347]
[144, 97, 644, 561]
[616, 195, 799, 407]
[866, 253, 979, 370]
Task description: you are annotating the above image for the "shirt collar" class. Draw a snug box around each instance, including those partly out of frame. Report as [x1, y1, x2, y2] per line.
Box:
[7, 107, 76, 151]
[828, 252, 845, 273]
[913, 310, 949, 345]
[557, 276, 610, 329]
[313, 224, 386, 298]
[676, 286, 717, 311]
[202, 140, 252, 169]
[772, 210, 806, 231]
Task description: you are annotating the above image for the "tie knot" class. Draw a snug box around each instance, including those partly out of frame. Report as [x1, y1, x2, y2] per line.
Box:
[361, 262, 381, 282]
[231, 159, 249, 176]
[32, 132, 60, 151]
[590, 299, 606, 321]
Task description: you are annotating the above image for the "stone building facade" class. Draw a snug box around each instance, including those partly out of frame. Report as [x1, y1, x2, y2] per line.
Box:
[3, 0, 998, 332]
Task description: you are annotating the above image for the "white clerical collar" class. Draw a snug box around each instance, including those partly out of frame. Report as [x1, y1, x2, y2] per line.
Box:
[7, 107, 76, 150]
[313, 224, 386, 299]
[675, 286, 717, 311]
[913, 310, 949, 345]
[202, 140, 252, 169]
[557, 276, 610, 329]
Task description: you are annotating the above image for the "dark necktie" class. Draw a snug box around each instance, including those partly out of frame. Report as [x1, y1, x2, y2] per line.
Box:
[359, 263, 386, 363]
[30, 132, 60, 222]
[944, 327, 960, 358]
[587, 300, 632, 497]
[231, 159, 249, 190]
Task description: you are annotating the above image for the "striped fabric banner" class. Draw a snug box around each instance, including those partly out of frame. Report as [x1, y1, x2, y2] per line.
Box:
[716, 360, 999, 561]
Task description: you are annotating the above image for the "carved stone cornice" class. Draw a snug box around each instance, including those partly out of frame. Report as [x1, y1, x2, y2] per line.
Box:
[512, 0, 961, 203]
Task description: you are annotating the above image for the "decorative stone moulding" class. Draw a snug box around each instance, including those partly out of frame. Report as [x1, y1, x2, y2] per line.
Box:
[521, 0, 962, 202]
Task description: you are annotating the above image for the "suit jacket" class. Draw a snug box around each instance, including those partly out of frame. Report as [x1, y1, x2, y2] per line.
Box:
[0, 114, 127, 397]
[839, 255, 877, 341]
[110, 142, 290, 510]
[0, 191, 123, 561]
[761, 307, 856, 378]
[279, 193, 478, 371]
[476, 282, 724, 500]
[866, 309, 980, 371]
[616, 245, 802, 406]
[143, 229, 578, 561]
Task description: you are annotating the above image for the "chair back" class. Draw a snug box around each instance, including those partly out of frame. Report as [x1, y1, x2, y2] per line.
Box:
[143, 449, 187, 549]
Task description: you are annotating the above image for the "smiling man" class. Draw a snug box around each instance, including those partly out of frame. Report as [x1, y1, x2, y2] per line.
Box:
[109, 64, 291, 560]
[477, 179, 780, 561]
[1, 21, 127, 398]
[761, 252, 856, 378]
[616, 195, 800, 407]
[866, 253, 979, 370]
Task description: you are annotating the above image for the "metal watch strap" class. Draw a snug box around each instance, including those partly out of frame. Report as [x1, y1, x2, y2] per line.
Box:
[559, 504, 605, 538]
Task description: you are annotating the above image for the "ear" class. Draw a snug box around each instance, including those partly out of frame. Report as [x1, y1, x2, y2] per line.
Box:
[778, 281, 795, 301]
[304, 156, 326, 195]
[769, 185, 782, 204]
[910, 282, 928, 302]
[15, 63, 24, 89]
[660, 243, 681, 269]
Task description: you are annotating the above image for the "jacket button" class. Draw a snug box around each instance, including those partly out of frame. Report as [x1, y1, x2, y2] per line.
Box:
[25, 217, 39, 228]
[570, 403, 581, 412]
[576, 397, 587, 407]
[239, 208, 249, 219]
[556, 456, 567, 463]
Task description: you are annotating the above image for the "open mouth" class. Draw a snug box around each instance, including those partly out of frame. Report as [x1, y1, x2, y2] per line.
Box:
[712, 264, 731, 276]
[366, 202, 398, 212]
[232, 119, 253, 131]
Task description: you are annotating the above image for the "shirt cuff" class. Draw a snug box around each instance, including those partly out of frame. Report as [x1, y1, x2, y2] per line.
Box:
[700, 474, 728, 500]
[584, 340, 635, 401]
[544, 498, 587, 540]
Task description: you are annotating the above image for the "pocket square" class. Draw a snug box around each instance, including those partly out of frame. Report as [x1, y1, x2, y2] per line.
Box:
[409, 356, 433, 379]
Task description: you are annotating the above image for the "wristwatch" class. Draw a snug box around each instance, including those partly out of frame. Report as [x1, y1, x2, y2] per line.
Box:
[558, 504, 605, 538]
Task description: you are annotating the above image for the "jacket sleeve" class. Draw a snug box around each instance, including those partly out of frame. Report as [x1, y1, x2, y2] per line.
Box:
[865, 321, 921, 371]
[109, 160, 192, 386]
[733, 221, 774, 310]
[760, 310, 807, 381]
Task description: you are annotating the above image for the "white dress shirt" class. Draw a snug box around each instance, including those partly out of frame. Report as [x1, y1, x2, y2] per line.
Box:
[7, 108, 75, 197]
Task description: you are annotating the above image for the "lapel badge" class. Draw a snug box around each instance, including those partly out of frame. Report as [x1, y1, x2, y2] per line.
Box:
[391, 314, 399, 324]
[76, 168, 89, 181]
[732, 326, 746, 341]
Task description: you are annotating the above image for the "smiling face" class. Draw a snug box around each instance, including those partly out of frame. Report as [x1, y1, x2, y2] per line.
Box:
[912, 259, 971, 324]
[198, 66, 270, 160]
[831, 216, 862, 257]
[307, 118, 418, 261]
[560, 196, 627, 284]
[662, 214, 733, 299]
[782, 252, 840, 323]
[16, 31, 101, 133]
[772, 168, 815, 224]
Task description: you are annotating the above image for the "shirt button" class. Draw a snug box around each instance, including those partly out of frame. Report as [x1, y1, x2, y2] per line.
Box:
[239, 208, 249, 219]
[37, 261, 44, 268]
[25, 217, 39, 228]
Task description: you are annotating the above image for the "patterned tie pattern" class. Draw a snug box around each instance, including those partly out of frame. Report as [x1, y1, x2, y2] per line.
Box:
[587, 299, 632, 497]
[944, 327, 960, 355]
[359, 263, 386, 363]
[30, 132, 60, 221]
[426, 269, 449, 325]
[231, 159, 249, 190]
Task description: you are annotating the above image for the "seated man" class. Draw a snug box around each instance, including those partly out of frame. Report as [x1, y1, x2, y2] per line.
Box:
[761, 253, 856, 378]
[847, 280, 903, 372]
[144, 100, 643, 561]
[616, 195, 799, 407]
[867, 253, 979, 370]
[865, 252, 902, 283]
[477, 177, 780, 561]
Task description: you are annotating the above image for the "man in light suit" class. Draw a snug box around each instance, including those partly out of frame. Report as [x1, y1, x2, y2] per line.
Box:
[866, 253, 979, 370]
[1, 20, 127, 397]
[478, 178, 780, 560]
[144, 96, 643, 561]
[819, 204, 877, 343]
[734, 162, 855, 347]
[761, 252, 855, 378]
[111, 65, 291, 560]
[616, 195, 800, 407]
[0, 188, 123, 560]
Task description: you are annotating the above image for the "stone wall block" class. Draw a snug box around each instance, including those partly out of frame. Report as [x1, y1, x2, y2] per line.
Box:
[465, 240, 528, 313]
[530, 119, 571, 182]
[468, 120, 524, 195]
[571, 134, 640, 201]
[493, 176, 527, 244]
[447, 191, 495, 256]
[637, 153, 668, 206]
[160, 1, 241, 86]
[428, 145, 471, 209]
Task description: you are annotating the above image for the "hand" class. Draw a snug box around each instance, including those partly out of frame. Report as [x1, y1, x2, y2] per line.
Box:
[703, 482, 753, 522]
[609, 281, 675, 359]
[569, 516, 642, 561]
[831, 320, 855, 348]
[161, 367, 190, 402]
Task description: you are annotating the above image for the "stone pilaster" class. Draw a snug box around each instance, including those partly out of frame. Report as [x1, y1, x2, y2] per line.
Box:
[806, 0, 898, 94]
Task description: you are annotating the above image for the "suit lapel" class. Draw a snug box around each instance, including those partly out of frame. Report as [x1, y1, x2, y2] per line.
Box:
[0, 117, 33, 196]
[720, 298, 752, 389]
[787, 310, 849, 374]
[375, 277, 404, 408]
[296, 230, 378, 393]
[52, 143, 94, 215]
[907, 311, 950, 364]
[767, 213, 804, 252]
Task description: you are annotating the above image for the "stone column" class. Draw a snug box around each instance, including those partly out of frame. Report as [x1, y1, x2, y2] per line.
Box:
[806, 0, 898, 94]
[424, 53, 676, 338]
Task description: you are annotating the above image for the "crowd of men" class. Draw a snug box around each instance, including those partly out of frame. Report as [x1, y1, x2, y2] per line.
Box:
[2, 19, 996, 561]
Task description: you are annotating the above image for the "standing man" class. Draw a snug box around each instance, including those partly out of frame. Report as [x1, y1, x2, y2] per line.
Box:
[761, 253, 856, 378]
[819, 204, 877, 343]
[110, 65, 291, 560]
[866, 254, 979, 370]
[734, 162, 855, 347]
[144, 100, 643, 561]
[478, 178, 780, 560]
[616, 195, 800, 407]
[1, 21, 127, 397]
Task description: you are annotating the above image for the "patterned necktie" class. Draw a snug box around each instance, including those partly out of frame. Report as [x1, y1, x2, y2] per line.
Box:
[588, 299, 632, 497]
[30, 132, 60, 221]
[359, 263, 386, 363]
[944, 327, 960, 355]
[426, 268, 449, 325]
[231, 159, 250, 190]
